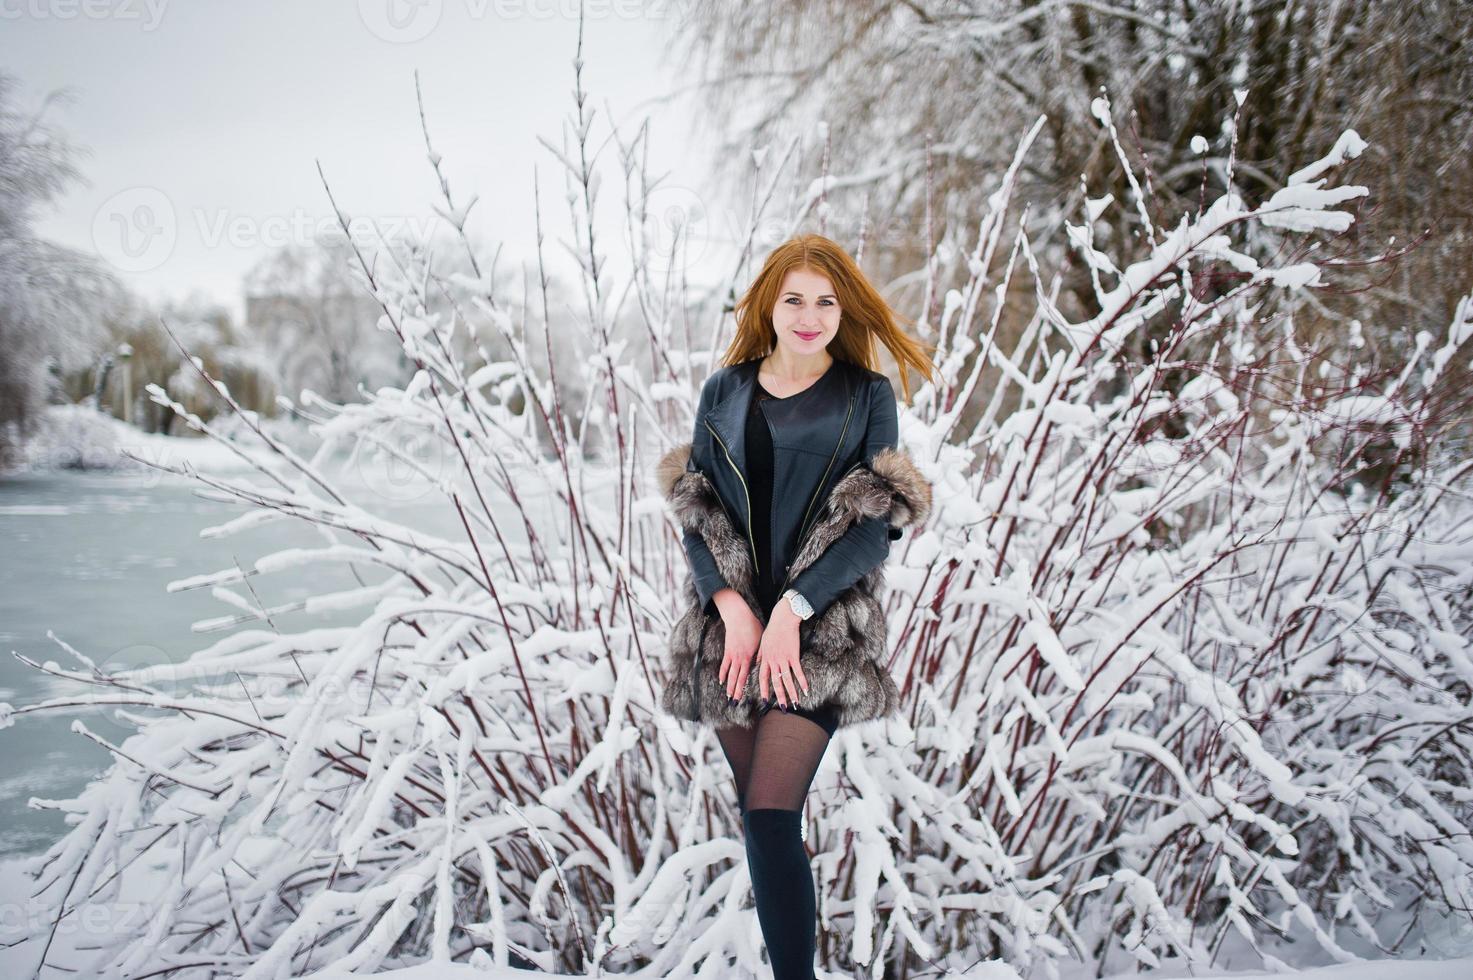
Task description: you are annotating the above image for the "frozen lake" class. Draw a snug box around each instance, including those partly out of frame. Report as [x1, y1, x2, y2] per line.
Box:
[0, 461, 464, 857]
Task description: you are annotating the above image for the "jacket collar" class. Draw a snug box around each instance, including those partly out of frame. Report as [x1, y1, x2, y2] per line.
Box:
[704, 357, 848, 473]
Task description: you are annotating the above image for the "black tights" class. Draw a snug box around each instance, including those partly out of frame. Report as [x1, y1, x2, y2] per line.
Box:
[716, 702, 839, 979]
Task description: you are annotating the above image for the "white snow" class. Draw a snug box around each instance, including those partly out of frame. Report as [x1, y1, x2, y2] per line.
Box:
[3, 107, 1469, 980]
[1287, 129, 1369, 186]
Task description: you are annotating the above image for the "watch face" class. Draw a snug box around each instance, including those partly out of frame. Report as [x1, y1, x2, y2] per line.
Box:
[789, 591, 813, 619]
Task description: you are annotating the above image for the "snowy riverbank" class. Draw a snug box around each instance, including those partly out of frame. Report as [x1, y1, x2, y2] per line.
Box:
[5, 403, 302, 479]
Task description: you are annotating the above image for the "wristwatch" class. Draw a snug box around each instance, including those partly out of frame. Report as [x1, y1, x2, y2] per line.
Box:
[780, 588, 814, 621]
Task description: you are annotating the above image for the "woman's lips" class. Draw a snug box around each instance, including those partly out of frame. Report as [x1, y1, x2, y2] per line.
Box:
[795, 331, 820, 340]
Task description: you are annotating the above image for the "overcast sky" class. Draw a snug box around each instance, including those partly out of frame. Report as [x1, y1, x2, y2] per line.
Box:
[4, 0, 734, 319]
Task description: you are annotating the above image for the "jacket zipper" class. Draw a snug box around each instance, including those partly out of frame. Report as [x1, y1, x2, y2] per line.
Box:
[704, 418, 760, 577]
[780, 393, 858, 594]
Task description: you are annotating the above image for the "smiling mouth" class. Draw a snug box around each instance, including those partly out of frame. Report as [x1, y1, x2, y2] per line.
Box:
[795, 331, 820, 339]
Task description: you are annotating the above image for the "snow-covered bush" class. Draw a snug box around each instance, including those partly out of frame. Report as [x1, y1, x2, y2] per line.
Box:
[5, 79, 1472, 980]
[14, 403, 135, 472]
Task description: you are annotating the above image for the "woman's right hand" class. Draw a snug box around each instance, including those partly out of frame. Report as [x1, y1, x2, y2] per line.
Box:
[712, 588, 761, 702]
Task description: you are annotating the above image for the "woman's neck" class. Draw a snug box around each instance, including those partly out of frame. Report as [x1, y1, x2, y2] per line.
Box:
[762, 348, 833, 382]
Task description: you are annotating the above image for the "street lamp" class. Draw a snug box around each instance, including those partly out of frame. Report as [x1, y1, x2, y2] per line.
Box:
[116, 343, 134, 426]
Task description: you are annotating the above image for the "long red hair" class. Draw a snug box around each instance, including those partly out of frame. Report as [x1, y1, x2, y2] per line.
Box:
[722, 234, 936, 402]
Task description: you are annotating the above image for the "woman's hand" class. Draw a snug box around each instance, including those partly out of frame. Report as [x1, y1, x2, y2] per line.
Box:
[713, 589, 761, 702]
[756, 603, 810, 709]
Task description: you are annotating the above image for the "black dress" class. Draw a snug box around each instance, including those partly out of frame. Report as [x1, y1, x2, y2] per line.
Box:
[747, 374, 841, 736]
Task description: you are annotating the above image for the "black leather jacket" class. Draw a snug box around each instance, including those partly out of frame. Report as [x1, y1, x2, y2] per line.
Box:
[682, 356, 903, 620]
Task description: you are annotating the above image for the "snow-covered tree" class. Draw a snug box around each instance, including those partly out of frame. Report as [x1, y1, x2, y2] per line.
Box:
[69, 291, 280, 435]
[672, 0, 1473, 375]
[244, 240, 415, 406]
[0, 71, 117, 466]
[4, 63, 1471, 980]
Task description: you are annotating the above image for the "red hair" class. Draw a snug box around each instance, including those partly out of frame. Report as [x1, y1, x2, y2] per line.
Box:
[723, 234, 936, 401]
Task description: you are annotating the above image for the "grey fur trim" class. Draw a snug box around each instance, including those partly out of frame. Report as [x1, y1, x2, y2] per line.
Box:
[655, 441, 932, 730]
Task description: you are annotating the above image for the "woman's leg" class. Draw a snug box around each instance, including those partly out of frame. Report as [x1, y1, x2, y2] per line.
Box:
[715, 725, 757, 815]
[741, 705, 837, 979]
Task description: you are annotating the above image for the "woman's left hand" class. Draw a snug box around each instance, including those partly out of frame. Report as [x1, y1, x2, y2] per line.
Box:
[756, 607, 809, 709]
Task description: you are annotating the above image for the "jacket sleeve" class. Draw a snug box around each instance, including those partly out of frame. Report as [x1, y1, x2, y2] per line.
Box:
[786, 375, 901, 619]
[682, 376, 731, 617]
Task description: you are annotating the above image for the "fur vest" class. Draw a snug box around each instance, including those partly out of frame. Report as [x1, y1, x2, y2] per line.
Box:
[655, 441, 933, 730]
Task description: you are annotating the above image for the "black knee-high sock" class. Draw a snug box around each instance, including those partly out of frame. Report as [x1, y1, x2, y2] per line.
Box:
[743, 807, 817, 980]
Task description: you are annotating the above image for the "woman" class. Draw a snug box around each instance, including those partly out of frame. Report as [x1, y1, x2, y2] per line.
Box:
[655, 234, 935, 978]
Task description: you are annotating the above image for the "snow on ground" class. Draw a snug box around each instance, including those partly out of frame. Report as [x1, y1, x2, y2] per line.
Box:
[1091, 956, 1473, 979]
[2, 845, 1466, 980]
[10, 403, 273, 478]
[304, 954, 1473, 978]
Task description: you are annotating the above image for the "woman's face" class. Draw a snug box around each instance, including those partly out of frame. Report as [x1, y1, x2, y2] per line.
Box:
[771, 267, 841, 357]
